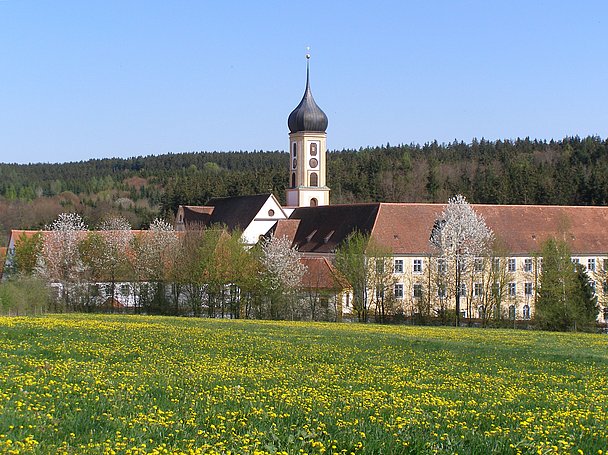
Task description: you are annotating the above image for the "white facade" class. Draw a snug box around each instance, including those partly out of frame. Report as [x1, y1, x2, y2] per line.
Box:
[241, 195, 289, 245]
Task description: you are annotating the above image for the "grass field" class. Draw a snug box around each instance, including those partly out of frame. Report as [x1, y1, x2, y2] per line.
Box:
[0, 315, 606, 455]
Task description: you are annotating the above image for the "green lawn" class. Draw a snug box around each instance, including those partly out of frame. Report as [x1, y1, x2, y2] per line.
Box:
[0, 315, 606, 454]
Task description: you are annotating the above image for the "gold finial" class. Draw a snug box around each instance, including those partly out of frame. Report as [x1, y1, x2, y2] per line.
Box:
[306, 46, 311, 60]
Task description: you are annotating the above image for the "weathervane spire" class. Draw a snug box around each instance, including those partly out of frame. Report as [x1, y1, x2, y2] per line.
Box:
[305, 46, 311, 90]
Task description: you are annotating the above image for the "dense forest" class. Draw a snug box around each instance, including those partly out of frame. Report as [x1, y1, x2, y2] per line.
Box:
[2, 136, 608, 237]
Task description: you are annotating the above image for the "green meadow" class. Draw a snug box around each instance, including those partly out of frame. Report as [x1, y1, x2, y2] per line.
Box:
[0, 314, 606, 454]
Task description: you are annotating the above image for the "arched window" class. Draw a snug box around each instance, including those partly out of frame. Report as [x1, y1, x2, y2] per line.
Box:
[292, 142, 297, 157]
[523, 304, 530, 320]
[310, 172, 318, 187]
[310, 198, 318, 207]
[291, 173, 296, 188]
[509, 304, 516, 320]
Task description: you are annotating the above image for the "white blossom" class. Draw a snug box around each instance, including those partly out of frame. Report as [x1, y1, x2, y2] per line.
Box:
[430, 194, 494, 258]
[37, 213, 88, 282]
[260, 235, 307, 291]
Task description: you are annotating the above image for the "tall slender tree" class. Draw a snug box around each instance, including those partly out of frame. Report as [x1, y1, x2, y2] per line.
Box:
[430, 195, 494, 326]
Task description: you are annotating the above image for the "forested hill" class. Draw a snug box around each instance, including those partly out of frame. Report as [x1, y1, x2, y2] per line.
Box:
[1, 136, 608, 234]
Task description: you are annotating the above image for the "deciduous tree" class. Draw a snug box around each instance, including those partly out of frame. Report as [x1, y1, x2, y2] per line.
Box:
[430, 194, 494, 326]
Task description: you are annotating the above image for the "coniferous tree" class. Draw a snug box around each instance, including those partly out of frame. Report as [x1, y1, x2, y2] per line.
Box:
[536, 238, 599, 331]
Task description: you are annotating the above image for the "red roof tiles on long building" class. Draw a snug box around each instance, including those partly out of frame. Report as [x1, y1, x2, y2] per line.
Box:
[373, 203, 608, 255]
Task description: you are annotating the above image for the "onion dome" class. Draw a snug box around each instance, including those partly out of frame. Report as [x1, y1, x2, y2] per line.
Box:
[288, 55, 328, 133]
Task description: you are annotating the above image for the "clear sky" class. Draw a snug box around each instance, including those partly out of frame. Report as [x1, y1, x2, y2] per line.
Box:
[1, 1, 607, 164]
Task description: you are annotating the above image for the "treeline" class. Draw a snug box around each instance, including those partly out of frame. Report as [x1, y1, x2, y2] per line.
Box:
[2, 136, 608, 234]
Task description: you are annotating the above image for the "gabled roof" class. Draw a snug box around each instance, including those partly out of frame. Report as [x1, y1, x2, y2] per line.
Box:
[182, 206, 214, 226]
[283, 202, 608, 256]
[7, 230, 42, 245]
[300, 256, 349, 291]
[204, 193, 275, 232]
[287, 203, 380, 253]
[272, 219, 301, 243]
[372, 203, 608, 255]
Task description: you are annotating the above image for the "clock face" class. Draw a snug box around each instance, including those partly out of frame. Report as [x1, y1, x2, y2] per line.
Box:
[309, 158, 318, 168]
[292, 158, 297, 169]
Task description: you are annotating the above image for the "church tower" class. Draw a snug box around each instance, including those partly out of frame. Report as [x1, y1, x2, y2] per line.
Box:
[286, 53, 330, 208]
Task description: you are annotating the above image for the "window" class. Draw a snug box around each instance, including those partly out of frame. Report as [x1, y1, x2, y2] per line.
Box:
[375, 259, 385, 274]
[457, 257, 465, 272]
[413, 259, 423, 274]
[310, 142, 317, 156]
[437, 284, 447, 298]
[588, 258, 596, 272]
[345, 293, 351, 309]
[394, 283, 404, 299]
[478, 306, 486, 319]
[508, 282, 516, 297]
[459, 283, 467, 297]
[492, 258, 500, 271]
[590, 281, 597, 294]
[413, 284, 423, 298]
[604, 259, 608, 271]
[120, 284, 130, 297]
[310, 198, 318, 207]
[310, 172, 318, 187]
[437, 258, 447, 274]
[474, 283, 483, 297]
[572, 258, 580, 265]
[292, 142, 297, 157]
[524, 258, 533, 273]
[604, 307, 608, 321]
[509, 304, 516, 320]
[603, 281, 608, 295]
[523, 305, 531, 320]
[394, 259, 404, 273]
[508, 258, 516, 272]
[474, 258, 483, 273]
[291, 173, 296, 187]
[492, 282, 500, 297]
[375, 287, 385, 300]
[524, 282, 533, 296]
[268, 209, 275, 217]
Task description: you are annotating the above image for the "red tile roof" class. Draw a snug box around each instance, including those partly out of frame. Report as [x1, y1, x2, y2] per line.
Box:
[273, 219, 301, 244]
[285, 203, 608, 256]
[374, 203, 608, 255]
[300, 256, 349, 291]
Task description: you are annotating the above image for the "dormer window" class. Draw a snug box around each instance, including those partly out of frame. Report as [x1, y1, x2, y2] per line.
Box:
[306, 230, 317, 242]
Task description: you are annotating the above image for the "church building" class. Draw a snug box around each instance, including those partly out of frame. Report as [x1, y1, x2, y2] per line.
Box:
[174, 55, 608, 324]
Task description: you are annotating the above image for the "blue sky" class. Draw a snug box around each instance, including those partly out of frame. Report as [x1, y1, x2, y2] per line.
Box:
[1, 1, 607, 164]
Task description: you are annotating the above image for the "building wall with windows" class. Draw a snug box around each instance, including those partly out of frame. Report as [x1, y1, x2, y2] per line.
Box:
[385, 253, 608, 323]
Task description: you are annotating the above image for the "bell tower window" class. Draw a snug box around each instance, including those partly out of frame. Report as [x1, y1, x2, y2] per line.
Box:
[310, 172, 318, 187]
[292, 143, 297, 157]
[291, 173, 296, 188]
